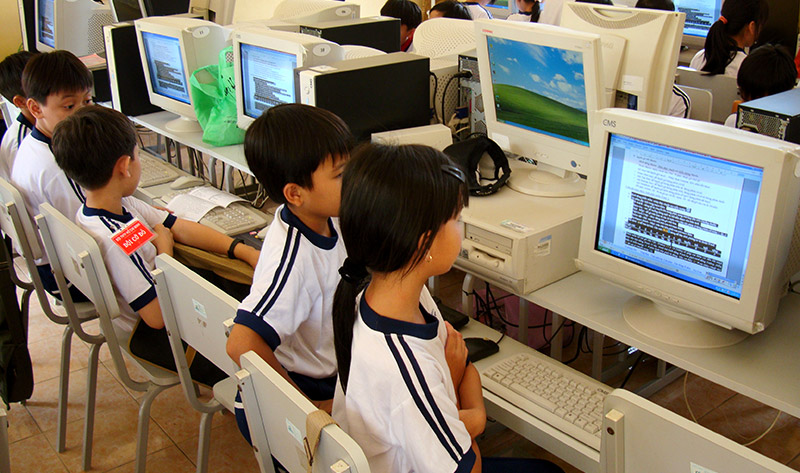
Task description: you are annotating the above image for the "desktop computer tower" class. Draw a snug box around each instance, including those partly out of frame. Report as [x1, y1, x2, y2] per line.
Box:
[297, 53, 430, 141]
[737, 88, 800, 145]
[103, 23, 162, 116]
[298, 17, 401, 53]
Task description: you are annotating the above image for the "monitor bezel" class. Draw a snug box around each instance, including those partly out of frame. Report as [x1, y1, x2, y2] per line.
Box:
[35, 0, 56, 52]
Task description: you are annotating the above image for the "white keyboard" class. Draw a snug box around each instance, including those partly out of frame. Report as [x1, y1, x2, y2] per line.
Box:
[481, 352, 611, 451]
[139, 151, 180, 187]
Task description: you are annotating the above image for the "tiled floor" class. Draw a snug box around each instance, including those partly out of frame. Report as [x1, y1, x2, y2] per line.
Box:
[10, 262, 800, 472]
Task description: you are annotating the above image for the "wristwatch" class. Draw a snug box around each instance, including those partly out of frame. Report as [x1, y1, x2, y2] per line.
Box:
[227, 238, 244, 259]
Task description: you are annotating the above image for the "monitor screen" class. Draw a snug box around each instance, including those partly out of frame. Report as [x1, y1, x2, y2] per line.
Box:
[595, 132, 763, 300]
[486, 36, 589, 147]
[240, 43, 297, 119]
[112, 0, 144, 21]
[676, 0, 721, 38]
[140, 31, 191, 104]
[38, 0, 55, 48]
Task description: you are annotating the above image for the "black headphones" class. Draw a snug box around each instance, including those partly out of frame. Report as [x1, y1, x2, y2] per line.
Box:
[443, 135, 511, 196]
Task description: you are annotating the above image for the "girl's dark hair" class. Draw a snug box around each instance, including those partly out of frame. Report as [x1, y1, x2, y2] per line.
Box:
[243, 103, 353, 203]
[701, 0, 768, 75]
[517, 0, 541, 22]
[634, 0, 674, 12]
[380, 0, 422, 29]
[332, 144, 469, 391]
[737, 44, 797, 101]
[430, 1, 472, 19]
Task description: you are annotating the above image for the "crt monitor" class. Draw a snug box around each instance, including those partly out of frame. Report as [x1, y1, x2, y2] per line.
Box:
[109, 0, 144, 22]
[233, 27, 344, 129]
[674, 0, 722, 49]
[577, 108, 800, 348]
[475, 19, 604, 197]
[271, 0, 360, 21]
[560, 3, 685, 115]
[36, 0, 113, 56]
[135, 17, 231, 133]
[140, 0, 190, 16]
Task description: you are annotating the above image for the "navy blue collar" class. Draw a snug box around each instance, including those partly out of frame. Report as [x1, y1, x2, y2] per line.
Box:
[82, 205, 133, 223]
[16, 113, 33, 129]
[280, 206, 338, 250]
[360, 293, 439, 340]
[30, 127, 51, 145]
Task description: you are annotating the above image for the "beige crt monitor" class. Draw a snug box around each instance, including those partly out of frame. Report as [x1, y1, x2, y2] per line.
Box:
[577, 108, 800, 348]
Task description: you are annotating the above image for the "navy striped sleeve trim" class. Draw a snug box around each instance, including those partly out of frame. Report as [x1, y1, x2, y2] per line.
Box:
[280, 206, 338, 250]
[385, 334, 462, 464]
[253, 226, 301, 316]
[673, 85, 691, 119]
[454, 446, 476, 473]
[163, 213, 177, 228]
[16, 113, 33, 130]
[130, 285, 157, 311]
[234, 308, 282, 350]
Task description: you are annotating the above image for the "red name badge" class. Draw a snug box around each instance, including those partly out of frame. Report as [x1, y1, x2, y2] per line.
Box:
[110, 219, 155, 256]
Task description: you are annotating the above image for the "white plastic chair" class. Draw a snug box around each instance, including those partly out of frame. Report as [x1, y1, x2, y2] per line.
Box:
[36, 203, 179, 473]
[237, 351, 371, 473]
[678, 84, 713, 122]
[411, 17, 476, 60]
[152, 254, 240, 473]
[676, 66, 740, 124]
[0, 179, 99, 467]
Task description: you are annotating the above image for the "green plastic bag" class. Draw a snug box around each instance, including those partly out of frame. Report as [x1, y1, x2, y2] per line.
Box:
[189, 47, 245, 147]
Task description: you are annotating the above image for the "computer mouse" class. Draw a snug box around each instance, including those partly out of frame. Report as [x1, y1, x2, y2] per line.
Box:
[464, 337, 500, 363]
[169, 175, 204, 190]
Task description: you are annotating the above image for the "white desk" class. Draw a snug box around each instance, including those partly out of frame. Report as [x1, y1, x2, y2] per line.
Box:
[130, 111, 250, 175]
[526, 271, 800, 419]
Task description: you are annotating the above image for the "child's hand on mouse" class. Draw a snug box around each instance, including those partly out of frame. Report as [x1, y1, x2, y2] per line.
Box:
[444, 321, 468, 391]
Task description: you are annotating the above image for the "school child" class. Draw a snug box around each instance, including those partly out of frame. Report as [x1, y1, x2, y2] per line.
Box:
[225, 103, 353, 441]
[52, 105, 260, 384]
[461, 0, 493, 20]
[330, 144, 565, 473]
[507, 0, 541, 22]
[11, 50, 93, 300]
[428, 1, 473, 19]
[0, 51, 37, 182]
[380, 0, 423, 52]
[725, 44, 797, 127]
[689, 0, 768, 77]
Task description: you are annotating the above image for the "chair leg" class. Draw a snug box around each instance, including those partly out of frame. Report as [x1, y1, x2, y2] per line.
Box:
[56, 325, 73, 453]
[134, 384, 171, 473]
[81, 342, 101, 471]
[196, 411, 215, 473]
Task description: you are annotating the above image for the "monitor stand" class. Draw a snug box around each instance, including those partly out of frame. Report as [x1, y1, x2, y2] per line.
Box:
[165, 115, 203, 133]
[622, 296, 749, 349]
[506, 160, 585, 198]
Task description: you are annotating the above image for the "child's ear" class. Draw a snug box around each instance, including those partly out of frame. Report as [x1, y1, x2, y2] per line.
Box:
[12, 95, 27, 111]
[116, 154, 132, 178]
[283, 183, 304, 207]
[26, 98, 43, 119]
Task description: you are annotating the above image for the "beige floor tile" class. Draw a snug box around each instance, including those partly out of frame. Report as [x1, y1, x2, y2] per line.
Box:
[28, 332, 90, 384]
[9, 433, 69, 473]
[6, 403, 39, 444]
[43, 398, 174, 473]
[787, 452, 800, 470]
[149, 384, 229, 445]
[103, 445, 195, 473]
[478, 420, 580, 473]
[26, 363, 133, 433]
[176, 418, 260, 473]
[648, 372, 737, 421]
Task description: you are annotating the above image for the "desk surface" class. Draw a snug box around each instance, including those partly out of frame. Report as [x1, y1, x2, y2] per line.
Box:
[526, 271, 800, 419]
[131, 111, 250, 174]
[172, 242, 254, 286]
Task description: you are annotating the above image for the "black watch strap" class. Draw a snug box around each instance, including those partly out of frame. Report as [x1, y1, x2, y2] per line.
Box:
[227, 238, 244, 259]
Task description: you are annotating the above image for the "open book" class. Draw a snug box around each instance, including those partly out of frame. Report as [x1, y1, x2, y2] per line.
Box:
[164, 186, 246, 222]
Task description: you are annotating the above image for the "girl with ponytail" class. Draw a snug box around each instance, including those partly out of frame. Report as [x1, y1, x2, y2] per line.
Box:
[689, 0, 769, 77]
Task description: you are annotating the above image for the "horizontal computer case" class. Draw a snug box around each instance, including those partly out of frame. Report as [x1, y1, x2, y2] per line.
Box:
[737, 88, 800, 145]
[296, 52, 430, 141]
[298, 16, 401, 53]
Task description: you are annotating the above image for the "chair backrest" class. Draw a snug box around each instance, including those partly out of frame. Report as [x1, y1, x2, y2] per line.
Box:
[0, 98, 16, 129]
[678, 85, 713, 122]
[0, 179, 42, 264]
[602, 389, 794, 473]
[237, 351, 371, 473]
[153, 254, 239, 408]
[675, 66, 739, 124]
[36, 203, 152, 390]
[411, 18, 476, 60]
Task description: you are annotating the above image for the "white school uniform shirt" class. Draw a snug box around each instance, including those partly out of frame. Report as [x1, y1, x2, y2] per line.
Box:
[464, 2, 491, 19]
[77, 197, 177, 332]
[670, 84, 691, 118]
[0, 113, 33, 182]
[724, 113, 737, 127]
[689, 49, 747, 78]
[331, 286, 476, 473]
[11, 128, 86, 265]
[234, 205, 345, 380]
[507, 12, 533, 21]
[539, 0, 569, 25]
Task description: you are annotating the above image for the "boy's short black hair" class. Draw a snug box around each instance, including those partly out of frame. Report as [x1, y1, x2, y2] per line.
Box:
[635, 0, 674, 11]
[0, 51, 38, 103]
[22, 50, 93, 105]
[381, 0, 422, 29]
[244, 104, 354, 204]
[52, 105, 137, 191]
[737, 44, 797, 102]
[430, 1, 472, 19]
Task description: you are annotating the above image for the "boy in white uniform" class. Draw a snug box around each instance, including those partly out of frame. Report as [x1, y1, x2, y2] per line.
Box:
[52, 105, 260, 384]
[0, 51, 37, 182]
[11, 50, 93, 300]
[226, 104, 353, 442]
